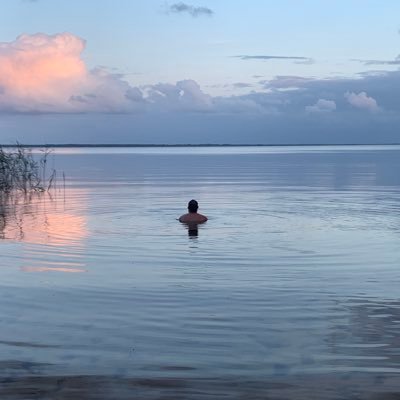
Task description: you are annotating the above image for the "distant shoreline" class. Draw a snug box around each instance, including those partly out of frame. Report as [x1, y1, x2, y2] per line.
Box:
[1, 143, 400, 148]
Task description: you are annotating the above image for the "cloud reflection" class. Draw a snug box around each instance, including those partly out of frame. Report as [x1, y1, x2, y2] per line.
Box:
[0, 190, 88, 247]
[21, 266, 86, 273]
[1, 190, 89, 273]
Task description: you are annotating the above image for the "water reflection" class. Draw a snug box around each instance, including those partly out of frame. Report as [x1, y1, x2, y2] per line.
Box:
[186, 223, 199, 238]
[21, 266, 87, 273]
[1, 147, 400, 399]
[180, 221, 208, 239]
[0, 189, 88, 274]
[328, 298, 400, 371]
[0, 190, 87, 247]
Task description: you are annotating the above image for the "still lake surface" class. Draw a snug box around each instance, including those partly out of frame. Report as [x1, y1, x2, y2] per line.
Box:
[1, 145, 400, 399]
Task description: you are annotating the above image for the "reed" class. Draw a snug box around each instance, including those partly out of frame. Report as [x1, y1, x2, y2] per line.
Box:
[0, 145, 55, 193]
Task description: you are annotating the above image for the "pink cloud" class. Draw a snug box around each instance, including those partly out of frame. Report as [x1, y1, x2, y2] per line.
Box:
[0, 33, 85, 111]
[345, 91, 380, 112]
[0, 33, 144, 113]
[0, 32, 294, 116]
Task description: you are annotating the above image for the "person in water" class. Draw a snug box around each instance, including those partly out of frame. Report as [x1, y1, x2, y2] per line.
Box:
[179, 199, 208, 224]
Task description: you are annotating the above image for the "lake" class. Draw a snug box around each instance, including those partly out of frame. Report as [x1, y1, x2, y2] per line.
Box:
[1, 145, 400, 399]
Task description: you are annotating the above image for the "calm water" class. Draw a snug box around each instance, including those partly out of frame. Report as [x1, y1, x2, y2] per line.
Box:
[1, 145, 400, 399]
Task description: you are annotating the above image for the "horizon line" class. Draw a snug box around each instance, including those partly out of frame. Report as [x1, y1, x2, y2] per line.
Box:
[1, 143, 400, 148]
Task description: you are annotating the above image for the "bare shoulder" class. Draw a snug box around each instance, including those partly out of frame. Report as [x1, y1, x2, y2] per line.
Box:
[179, 213, 190, 223]
[178, 213, 207, 223]
[198, 214, 208, 222]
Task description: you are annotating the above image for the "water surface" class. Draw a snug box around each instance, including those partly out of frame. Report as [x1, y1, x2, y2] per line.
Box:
[1, 145, 400, 399]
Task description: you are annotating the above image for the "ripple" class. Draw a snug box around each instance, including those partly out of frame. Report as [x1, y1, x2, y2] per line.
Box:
[1, 147, 400, 398]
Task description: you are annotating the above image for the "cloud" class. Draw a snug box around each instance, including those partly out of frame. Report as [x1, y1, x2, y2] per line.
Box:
[345, 91, 380, 112]
[353, 56, 400, 66]
[306, 99, 336, 113]
[256, 72, 400, 115]
[235, 55, 314, 64]
[232, 82, 253, 88]
[0, 33, 271, 115]
[262, 75, 315, 89]
[0, 33, 146, 113]
[145, 79, 213, 112]
[0, 32, 396, 120]
[206, 82, 253, 90]
[145, 80, 268, 114]
[168, 2, 213, 17]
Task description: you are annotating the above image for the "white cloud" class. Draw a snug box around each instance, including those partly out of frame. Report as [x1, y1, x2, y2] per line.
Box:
[144, 79, 213, 112]
[345, 91, 380, 112]
[305, 99, 336, 113]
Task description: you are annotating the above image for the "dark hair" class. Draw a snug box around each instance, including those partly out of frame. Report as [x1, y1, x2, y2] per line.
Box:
[188, 199, 198, 213]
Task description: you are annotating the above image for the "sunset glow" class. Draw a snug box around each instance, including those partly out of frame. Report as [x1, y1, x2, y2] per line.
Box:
[21, 266, 86, 273]
[0, 33, 90, 111]
[1, 33, 86, 92]
[1, 1, 400, 143]
[1, 191, 88, 247]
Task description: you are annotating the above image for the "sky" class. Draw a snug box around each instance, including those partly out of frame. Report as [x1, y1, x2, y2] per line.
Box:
[1, 0, 400, 144]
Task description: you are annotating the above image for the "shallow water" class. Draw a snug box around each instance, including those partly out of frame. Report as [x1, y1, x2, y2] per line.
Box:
[1, 145, 400, 399]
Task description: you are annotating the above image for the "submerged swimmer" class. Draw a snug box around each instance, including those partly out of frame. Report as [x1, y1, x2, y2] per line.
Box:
[178, 199, 208, 224]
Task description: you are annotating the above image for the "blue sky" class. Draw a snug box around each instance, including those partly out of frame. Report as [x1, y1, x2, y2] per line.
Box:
[1, 0, 400, 144]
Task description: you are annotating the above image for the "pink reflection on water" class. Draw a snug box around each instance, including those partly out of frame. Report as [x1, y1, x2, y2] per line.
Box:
[1, 189, 89, 273]
[21, 266, 87, 273]
[1, 189, 88, 247]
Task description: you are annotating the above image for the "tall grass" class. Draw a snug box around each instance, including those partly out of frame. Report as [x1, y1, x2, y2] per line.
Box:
[0, 145, 55, 193]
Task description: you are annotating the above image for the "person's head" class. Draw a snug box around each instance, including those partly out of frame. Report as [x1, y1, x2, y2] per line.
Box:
[188, 199, 199, 213]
